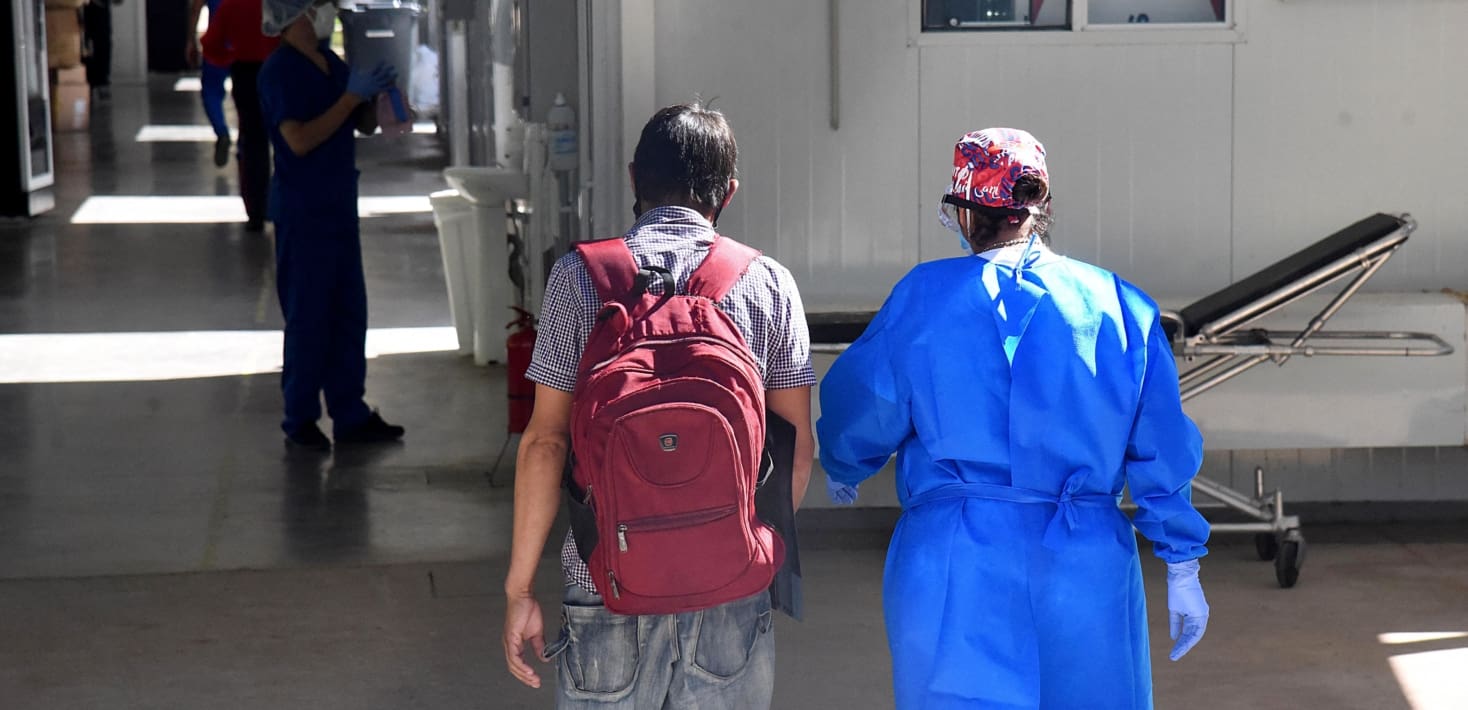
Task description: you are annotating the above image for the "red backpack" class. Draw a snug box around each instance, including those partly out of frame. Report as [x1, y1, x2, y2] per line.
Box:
[566, 235, 784, 616]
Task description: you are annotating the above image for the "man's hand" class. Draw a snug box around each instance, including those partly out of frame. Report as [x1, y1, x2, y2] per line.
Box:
[502, 386, 574, 689]
[503, 593, 548, 688]
[185, 38, 200, 69]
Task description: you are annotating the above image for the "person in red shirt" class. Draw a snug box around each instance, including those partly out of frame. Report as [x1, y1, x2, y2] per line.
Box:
[201, 0, 280, 231]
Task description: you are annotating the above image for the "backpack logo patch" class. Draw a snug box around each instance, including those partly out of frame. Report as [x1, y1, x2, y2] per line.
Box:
[659, 434, 679, 452]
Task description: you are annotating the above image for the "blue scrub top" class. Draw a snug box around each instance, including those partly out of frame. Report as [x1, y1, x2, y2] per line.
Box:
[258, 44, 360, 227]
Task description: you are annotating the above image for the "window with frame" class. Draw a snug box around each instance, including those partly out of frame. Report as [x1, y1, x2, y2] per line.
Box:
[923, 0, 1227, 31]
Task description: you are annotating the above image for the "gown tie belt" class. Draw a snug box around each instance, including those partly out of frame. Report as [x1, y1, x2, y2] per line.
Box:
[902, 477, 1121, 550]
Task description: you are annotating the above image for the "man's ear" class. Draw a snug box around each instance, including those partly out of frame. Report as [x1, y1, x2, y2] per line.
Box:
[720, 178, 739, 211]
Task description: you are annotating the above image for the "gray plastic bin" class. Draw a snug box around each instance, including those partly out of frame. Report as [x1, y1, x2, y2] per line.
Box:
[337, 1, 424, 97]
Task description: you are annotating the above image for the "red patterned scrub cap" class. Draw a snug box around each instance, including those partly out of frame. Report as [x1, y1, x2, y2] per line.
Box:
[939, 128, 1050, 239]
[947, 128, 1049, 209]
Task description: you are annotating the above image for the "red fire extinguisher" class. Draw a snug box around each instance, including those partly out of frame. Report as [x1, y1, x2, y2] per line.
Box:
[506, 307, 538, 434]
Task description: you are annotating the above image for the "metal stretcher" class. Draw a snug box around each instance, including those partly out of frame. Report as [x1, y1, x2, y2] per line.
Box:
[809, 212, 1453, 589]
[1158, 212, 1451, 587]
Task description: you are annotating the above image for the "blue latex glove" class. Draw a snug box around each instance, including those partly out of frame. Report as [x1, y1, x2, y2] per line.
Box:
[827, 478, 859, 505]
[1166, 559, 1209, 661]
[347, 61, 397, 101]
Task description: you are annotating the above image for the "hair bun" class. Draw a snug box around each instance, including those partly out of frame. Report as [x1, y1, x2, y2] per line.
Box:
[1011, 174, 1049, 207]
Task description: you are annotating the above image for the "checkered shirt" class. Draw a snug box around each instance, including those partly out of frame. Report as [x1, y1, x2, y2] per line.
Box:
[525, 206, 817, 594]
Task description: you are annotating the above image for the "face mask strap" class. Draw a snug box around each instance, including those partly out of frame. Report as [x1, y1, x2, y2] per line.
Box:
[941, 193, 984, 212]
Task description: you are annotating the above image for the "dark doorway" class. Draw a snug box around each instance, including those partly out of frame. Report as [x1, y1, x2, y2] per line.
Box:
[146, 0, 189, 72]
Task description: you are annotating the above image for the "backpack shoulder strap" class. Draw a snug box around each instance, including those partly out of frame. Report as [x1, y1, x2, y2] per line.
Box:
[687, 236, 761, 302]
[574, 238, 639, 303]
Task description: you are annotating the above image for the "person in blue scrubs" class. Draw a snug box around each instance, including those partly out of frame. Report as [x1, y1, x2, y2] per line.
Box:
[818, 128, 1212, 710]
[187, 0, 233, 167]
[257, 0, 404, 449]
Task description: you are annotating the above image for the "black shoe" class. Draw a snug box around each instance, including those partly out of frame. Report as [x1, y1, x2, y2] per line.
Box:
[285, 423, 332, 451]
[213, 135, 232, 167]
[335, 411, 405, 444]
[244, 219, 265, 232]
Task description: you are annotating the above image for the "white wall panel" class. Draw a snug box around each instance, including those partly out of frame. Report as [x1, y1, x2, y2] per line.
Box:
[918, 42, 1234, 301]
[648, 0, 919, 311]
[1233, 0, 1468, 293]
[583, 1, 629, 240]
[524, 0, 580, 121]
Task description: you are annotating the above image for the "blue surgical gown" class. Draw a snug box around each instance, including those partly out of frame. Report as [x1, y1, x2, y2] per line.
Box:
[818, 246, 1209, 710]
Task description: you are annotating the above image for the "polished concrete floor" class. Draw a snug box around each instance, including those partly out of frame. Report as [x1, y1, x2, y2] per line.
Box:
[2, 80, 1467, 710]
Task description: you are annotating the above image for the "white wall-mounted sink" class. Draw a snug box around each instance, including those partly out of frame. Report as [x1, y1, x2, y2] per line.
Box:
[440, 167, 530, 365]
[443, 167, 528, 206]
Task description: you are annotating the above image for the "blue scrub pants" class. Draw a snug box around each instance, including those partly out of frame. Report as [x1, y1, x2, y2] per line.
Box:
[275, 220, 372, 436]
[201, 61, 230, 139]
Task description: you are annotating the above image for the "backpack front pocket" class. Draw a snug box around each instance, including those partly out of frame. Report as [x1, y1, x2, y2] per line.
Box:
[609, 505, 753, 598]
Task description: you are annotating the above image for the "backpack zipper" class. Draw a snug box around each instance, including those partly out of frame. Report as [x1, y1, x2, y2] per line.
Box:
[586, 335, 761, 375]
[607, 571, 621, 599]
[614, 505, 738, 553]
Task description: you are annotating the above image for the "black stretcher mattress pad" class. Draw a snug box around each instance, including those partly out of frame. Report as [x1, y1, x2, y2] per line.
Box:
[1170, 213, 1406, 339]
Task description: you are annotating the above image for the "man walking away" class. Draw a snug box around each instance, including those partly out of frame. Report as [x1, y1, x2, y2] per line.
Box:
[186, 0, 233, 166]
[200, 0, 279, 231]
[81, 0, 117, 100]
[502, 103, 816, 709]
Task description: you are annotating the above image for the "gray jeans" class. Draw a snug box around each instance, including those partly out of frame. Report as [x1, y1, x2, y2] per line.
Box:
[543, 584, 775, 709]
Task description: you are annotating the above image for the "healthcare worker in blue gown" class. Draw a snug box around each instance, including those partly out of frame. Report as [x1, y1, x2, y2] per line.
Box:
[258, 0, 405, 450]
[817, 128, 1212, 710]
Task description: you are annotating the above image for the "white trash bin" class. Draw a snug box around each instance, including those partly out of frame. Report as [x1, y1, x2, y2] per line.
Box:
[443, 167, 529, 365]
[429, 189, 475, 356]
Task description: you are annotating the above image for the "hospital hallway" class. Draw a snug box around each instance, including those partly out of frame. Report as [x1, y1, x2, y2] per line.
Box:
[1, 80, 1466, 710]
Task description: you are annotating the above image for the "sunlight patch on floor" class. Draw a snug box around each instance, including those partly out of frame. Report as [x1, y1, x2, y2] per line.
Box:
[71, 196, 432, 224]
[0, 327, 458, 383]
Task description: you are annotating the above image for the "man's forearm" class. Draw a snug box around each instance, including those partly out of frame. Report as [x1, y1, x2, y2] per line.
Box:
[766, 386, 814, 511]
[503, 432, 567, 596]
[187, 0, 205, 38]
[791, 430, 813, 510]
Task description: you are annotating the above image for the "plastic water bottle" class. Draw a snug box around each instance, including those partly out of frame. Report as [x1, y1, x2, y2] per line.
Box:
[386, 86, 409, 123]
[376, 86, 411, 138]
[547, 92, 578, 172]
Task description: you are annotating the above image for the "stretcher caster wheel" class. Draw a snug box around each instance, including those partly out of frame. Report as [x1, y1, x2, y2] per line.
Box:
[1274, 530, 1305, 589]
[1254, 533, 1278, 561]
